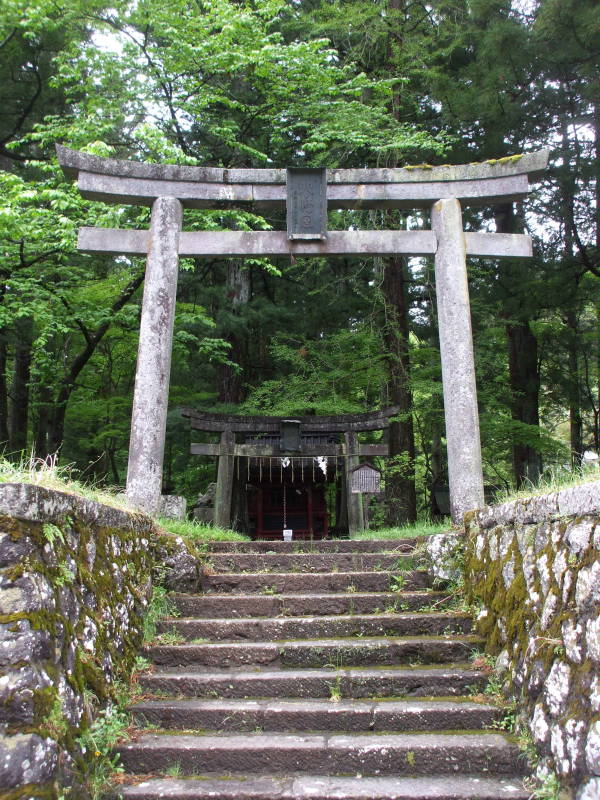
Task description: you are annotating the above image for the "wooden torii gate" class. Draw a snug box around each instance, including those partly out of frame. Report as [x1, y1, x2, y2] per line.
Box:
[57, 146, 548, 522]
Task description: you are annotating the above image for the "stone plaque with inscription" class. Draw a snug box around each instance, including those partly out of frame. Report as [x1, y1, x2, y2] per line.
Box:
[286, 167, 327, 240]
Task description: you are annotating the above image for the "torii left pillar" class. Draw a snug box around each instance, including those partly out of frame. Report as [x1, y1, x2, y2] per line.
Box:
[126, 197, 183, 514]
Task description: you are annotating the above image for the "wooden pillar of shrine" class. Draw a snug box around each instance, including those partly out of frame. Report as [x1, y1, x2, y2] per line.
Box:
[344, 431, 365, 535]
[214, 430, 235, 529]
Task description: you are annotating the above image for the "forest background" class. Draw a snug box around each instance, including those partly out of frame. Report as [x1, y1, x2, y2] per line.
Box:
[0, 0, 599, 525]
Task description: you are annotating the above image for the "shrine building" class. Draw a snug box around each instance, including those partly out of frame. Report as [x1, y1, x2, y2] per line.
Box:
[183, 407, 396, 539]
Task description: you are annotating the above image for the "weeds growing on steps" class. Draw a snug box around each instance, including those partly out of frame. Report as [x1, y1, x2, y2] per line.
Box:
[143, 586, 180, 642]
[75, 703, 130, 800]
[328, 675, 343, 702]
[152, 627, 186, 646]
[525, 771, 562, 800]
[134, 655, 152, 672]
[70, 657, 164, 797]
[164, 761, 183, 778]
[260, 585, 280, 595]
[470, 651, 563, 799]
[66, 677, 145, 800]
[389, 574, 406, 592]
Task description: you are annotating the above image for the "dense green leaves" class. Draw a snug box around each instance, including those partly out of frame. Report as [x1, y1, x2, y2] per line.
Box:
[0, 0, 598, 514]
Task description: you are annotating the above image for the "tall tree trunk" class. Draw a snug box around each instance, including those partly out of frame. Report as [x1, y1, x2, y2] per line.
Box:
[32, 383, 52, 458]
[9, 317, 33, 456]
[217, 260, 250, 404]
[594, 104, 600, 453]
[566, 309, 583, 465]
[560, 118, 583, 466]
[496, 203, 541, 486]
[596, 296, 600, 453]
[595, 100, 600, 268]
[506, 320, 541, 485]
[0, 330, 9, 446]
[383, 254, 417, 524]
[429, 418, 444, 519]
[381, 0, 417, 524]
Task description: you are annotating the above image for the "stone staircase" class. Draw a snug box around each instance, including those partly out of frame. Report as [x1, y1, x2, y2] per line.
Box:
[118, 538, 530, 799]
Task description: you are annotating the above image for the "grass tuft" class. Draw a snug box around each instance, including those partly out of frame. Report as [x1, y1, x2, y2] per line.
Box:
[494, 462, 600, 505]
[75, 704, 130, 799]
[156, 516, 249, 542]
[143, 586, 180, 642]
[351, 519, 451, 540]
[0, 453, 131, 510]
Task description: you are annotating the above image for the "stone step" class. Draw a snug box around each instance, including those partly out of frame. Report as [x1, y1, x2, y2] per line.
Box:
[129, 697, 501, 732]
[171, 591, 452, 618]
[145, 635, 483, 668]
[139, 664, 488, 699]
[117, 731, 527, 777]
[156, 612, 474, 642]
[117, 773, 529, 800]
[201, 570, 431, 594]
[206, 552, 416, 573]
[205, 538, 426, 553]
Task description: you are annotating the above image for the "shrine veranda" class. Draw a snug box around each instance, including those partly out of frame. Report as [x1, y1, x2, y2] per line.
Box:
[57, 146, 548, 525]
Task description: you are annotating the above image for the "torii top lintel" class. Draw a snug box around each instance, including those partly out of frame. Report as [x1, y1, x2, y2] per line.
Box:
[56, 145, 548, 211]
[181, 405, 400, 433]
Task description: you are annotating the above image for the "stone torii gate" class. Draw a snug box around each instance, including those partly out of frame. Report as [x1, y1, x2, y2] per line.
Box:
[57, 146, 548, 522]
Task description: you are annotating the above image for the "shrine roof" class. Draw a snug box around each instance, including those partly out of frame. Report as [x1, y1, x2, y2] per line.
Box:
[181, 406, 400, 433]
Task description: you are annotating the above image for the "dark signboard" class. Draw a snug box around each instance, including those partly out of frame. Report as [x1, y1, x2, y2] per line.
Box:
[350, 463, 382, 494]
[280, 419, 302, 452]
[286, 168, 327, 240]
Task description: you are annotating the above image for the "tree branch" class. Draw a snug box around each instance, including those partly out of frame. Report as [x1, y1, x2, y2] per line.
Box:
[56, 268, 146, 407]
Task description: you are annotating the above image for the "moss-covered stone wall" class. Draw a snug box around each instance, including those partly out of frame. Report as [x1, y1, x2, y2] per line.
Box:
[0, 483, 159, 799]
[464, 481, 600, 800]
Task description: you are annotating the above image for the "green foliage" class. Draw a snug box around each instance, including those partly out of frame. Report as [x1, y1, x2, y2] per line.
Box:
[0, 0, 599, 519]
[241, 326, 386, 417]
[260, 586, 280, 596]
[55, 562, 76, 587]
[528, 772, 562, 800]
[164, 762, 183, 778]
[153, 627, 186, 646]
[389, 574, 406, 593]
[351, 520, 451, 540]
[40, 698, 70, 740]
[75, 706, 130, 800]
[328, 675, 343, 703]
[133, 655, 151, 673]
[0, 455, 129, 509]
[43, 522, 64, 546]
[143, 586, 180, 643]
[495, 462, 600, 505]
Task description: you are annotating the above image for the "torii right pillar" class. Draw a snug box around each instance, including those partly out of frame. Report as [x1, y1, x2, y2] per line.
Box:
[431, 198, 485, 523]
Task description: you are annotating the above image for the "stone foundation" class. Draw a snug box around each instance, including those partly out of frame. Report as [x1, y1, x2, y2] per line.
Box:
[0, 483, 199, 799]
[463, 481, 600, 799]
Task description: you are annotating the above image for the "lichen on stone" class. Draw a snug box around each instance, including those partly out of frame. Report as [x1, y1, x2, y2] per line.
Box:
[464, 486, 600, 795]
